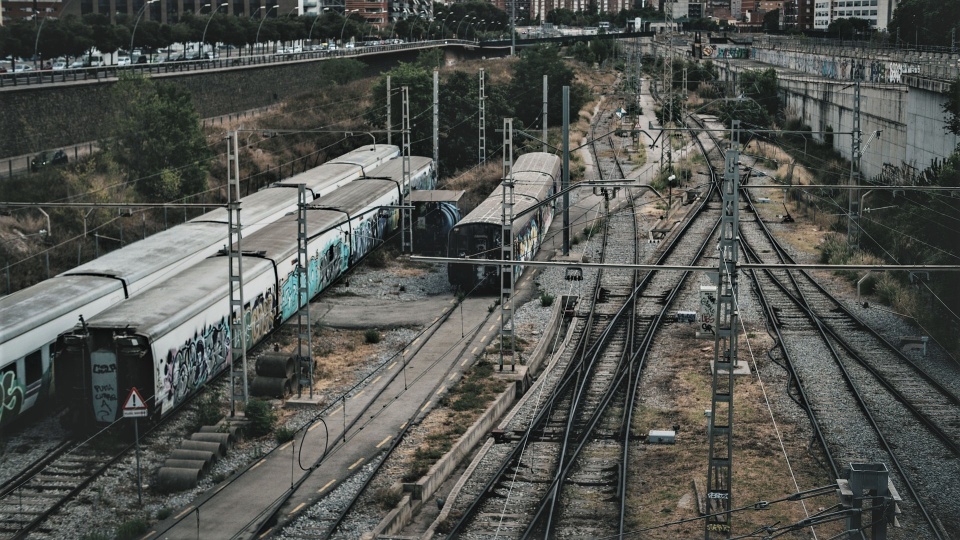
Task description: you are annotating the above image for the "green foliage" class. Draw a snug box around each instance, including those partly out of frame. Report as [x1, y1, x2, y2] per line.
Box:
[889, 0, 960, 48]
[79, 533, 111, 540]
[107, 73, 212, 202]
[571, 41, 594, 64]
[827, 17, 872, 39]
[115, 519, 149, 540]
[274, 426, 295, 444]
[944, 77, 960, 136]
[320, 59, 368, 86]
[416, 48, 444, 71]
[244, 399, 277, 437]
[510, 45, 589, 134]
[195, 390, 224, 429]
[364, 329, 381, 344]
[156, 507, 173, 520]
[739, 68, 780, 119]
[540, 292, 555, 307]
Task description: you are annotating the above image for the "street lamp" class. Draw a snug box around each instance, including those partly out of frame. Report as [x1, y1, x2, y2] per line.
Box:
[340, 9, 359, 48]
[308, 7, 330, 46]
[255, 4, 279, 55]
[456, 15, 474, 40]
[201, 3, 229, 58]
[440, 11, 454, 39]
[130, 0, 160, 60]
[469, 19, 483, 41]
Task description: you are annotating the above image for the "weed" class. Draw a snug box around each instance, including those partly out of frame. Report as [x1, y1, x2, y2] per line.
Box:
[540, 292, 555, 307]
[244, 399, 277, 437]
[364, 329, 381, 344]
[115, 518, 149, 540]
[195, 390, 223, 429]
[156, 507, 173, 520]
[275, 426, 296, 444]
[372, 486, 403, 511]
[80, 533, 111, 540]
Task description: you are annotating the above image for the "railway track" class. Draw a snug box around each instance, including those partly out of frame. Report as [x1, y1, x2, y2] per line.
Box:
[439, 104, 732, 538]
[0, 431, 131, 538]
[739, 202, 960, 539]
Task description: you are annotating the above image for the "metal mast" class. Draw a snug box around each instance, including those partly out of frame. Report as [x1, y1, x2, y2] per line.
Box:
[402, 86, 413, 252]
[705, 120, 741, 538]
[479, 68, 486, 165]
[433, 68, 439, 177]
[387, 75, 392, 146]
[296, 184, 313, 398]
[542, 74, 548, 153]
[226, 131, 249, 415]
[499, 118, 515, 372]
[848, 74, 862, 246]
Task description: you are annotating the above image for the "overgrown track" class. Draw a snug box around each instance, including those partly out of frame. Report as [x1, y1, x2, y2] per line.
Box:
[740, 202, 960, 539]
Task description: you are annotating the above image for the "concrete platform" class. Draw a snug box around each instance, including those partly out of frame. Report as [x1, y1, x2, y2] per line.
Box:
[709, 359, 752, 376]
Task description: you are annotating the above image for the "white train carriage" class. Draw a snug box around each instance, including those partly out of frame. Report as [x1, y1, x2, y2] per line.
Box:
[56, 157, 428, 427]
[0, 144, 399, 428]
[447, 152, 561, 291]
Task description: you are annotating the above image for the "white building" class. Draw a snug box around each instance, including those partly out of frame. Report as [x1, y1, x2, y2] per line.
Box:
[814, 0, 900, 31]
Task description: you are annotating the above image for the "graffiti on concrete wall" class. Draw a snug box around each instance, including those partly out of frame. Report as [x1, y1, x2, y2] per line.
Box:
[751, 48, 919, 83]
[704, 46, 751, 59]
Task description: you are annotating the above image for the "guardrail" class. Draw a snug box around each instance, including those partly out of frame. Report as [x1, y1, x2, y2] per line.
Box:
[0, 39, 468, 89]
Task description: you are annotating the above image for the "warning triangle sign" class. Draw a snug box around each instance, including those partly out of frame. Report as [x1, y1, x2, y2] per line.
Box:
[123, 387, 148, 410]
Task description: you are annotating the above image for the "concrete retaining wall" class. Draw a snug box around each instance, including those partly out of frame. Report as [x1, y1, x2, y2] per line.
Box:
[0, 52, 411, 159]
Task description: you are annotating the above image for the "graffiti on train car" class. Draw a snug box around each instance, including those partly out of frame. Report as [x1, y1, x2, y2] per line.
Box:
[279, 237, 349, 320]
[91, 350, 119, 422]
[351, 211, 390, 263]
[232, 288, 277, 351]
[0, 369, 25, 424]
[515, 219, 542, 262]
[157, 316, 232, 410]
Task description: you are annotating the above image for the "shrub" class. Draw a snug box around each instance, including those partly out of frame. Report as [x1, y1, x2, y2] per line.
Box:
[372, 486, 403, 511]
[115, 519, 149, 540]
[80, 533, 111, 540]
[244, 399, 277, 437]
[195, 390, 223, 429]
[274, 426, 296, 444]
[364, 329, 381, 344]
[540, 293, 555, 307]
[156, 507, 173, 520]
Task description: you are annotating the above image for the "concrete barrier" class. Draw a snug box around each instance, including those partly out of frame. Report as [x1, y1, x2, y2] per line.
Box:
[179, 439, 227, 457]
[157, 467, 201, 492]
[169, 449, 217, 466]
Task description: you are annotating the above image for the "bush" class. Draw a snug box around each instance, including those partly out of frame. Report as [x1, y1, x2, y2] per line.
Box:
[274, 426, 295, 444]
[540, 293, 555, 307]
[364, 329, 381, 344]
[244, 399, 277, 437]
[115, 519, 149, 540]
[195, 390, 223, 429]
[156, 507, 173, 520]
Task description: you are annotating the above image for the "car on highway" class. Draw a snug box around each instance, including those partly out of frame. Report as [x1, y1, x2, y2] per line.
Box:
[52, 60, 68, 70]
[117, 56, 131, 66]
[69, 60, 85, 69]
[30, 150, 68, 172]
[13, 64, 33, 73]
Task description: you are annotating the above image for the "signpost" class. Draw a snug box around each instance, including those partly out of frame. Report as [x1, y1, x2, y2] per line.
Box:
[122, 387, 148, 505]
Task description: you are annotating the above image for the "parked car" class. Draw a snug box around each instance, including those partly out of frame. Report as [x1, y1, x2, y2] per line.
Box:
[69, 60, 85, 69]
[13, 64, 33, 73]
[117, 56, 131, 66]
[30, 150, 68, 172]
[52, 61, 68, 70]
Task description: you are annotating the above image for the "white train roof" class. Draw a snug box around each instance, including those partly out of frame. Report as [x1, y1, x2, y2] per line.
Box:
[457, 152, 561, 228]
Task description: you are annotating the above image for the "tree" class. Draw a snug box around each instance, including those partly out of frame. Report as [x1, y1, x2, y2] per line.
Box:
[366, 61, 434, 158]
[888, 0, 960, 48]
[827, 17, 871, 40]
[945, 77, 960, 136]
[763, 9, 780, 32]
[739, 68, 779, 118]
[107, 73, 212, 201]
[509, 45, 588, 131]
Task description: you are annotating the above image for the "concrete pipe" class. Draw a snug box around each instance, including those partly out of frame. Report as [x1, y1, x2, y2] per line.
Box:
[179, 439, 227, 457]
[252, 376, 291, 398]
[199, 424, 243, 443]
[163, 459, 210, 474]
[190, 431, 233, 449]
[256, 352, 294, 378]
[157, 467, 200, 492]
[169, 449, 217, 466]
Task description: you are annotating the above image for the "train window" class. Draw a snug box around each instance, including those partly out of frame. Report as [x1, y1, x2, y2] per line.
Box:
[25, 350, 42, 385]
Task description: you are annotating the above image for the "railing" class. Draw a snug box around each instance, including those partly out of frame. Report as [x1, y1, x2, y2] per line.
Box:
[0, 39, 467, 89]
